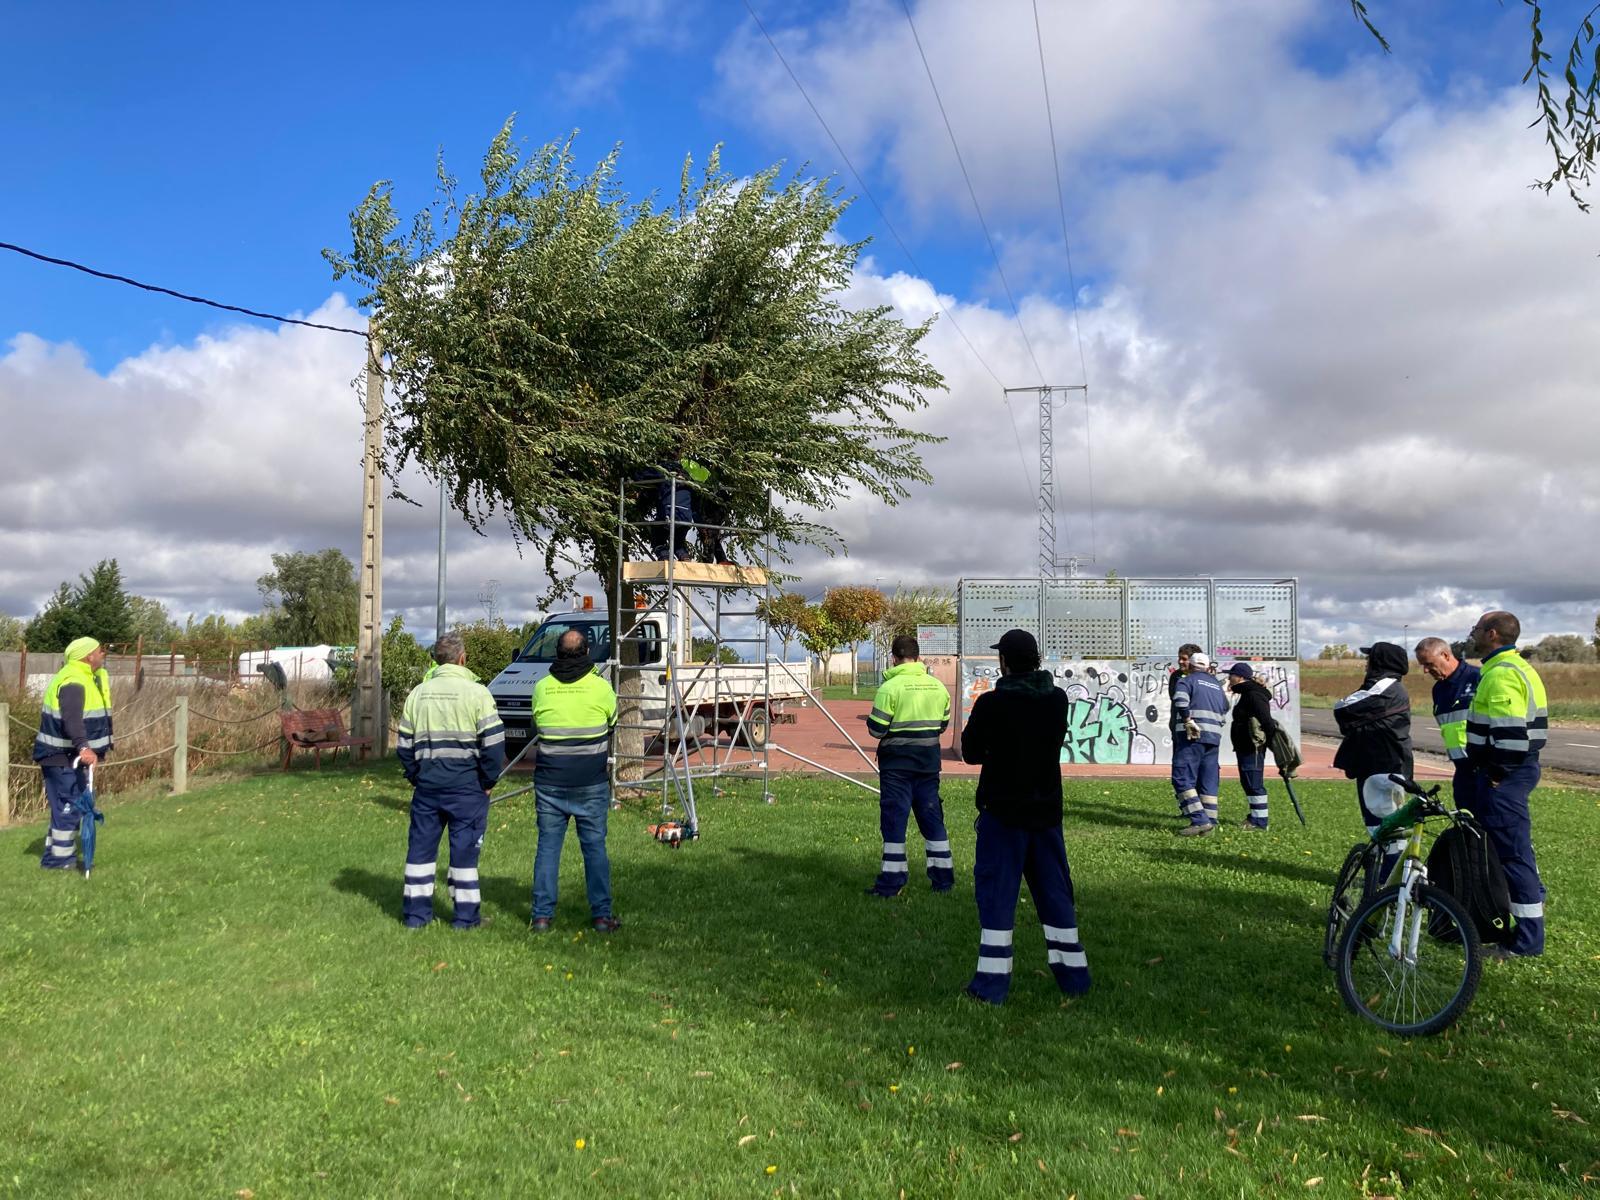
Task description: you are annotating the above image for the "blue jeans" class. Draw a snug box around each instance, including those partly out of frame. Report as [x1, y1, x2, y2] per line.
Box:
[532, 781, 612, 920]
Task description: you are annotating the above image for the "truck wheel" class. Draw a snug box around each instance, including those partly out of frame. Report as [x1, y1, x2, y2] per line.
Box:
[740, 706, 770, 748]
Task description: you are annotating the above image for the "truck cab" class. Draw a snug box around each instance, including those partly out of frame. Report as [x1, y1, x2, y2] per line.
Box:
[488, 610, 669, 751]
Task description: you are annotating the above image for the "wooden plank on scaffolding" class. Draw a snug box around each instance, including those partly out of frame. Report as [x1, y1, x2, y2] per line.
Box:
[620, 561, 769, 587]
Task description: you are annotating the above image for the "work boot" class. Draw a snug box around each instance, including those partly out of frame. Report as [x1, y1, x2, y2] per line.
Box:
[592, 916, 622, 934]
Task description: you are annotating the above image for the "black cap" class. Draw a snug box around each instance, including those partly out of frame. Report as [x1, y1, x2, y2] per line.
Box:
[990, 628, 1039, 661]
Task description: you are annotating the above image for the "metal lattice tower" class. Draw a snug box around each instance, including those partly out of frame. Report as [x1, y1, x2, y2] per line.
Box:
[1006, 384, 1088, 577]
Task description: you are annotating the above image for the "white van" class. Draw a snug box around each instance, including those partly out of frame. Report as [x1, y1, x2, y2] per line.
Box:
[488, 607, 806, 754]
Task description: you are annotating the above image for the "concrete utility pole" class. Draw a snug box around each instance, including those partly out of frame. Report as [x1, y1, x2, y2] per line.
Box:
[356, 332, 385, 751]
[1005, 384, 1089, 578]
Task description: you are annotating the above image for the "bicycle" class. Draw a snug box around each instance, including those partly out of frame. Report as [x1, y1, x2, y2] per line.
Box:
[1328, 774, 1484, 1037]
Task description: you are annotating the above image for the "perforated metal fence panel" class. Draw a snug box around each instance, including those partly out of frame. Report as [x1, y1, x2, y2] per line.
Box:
[915, 624, 959, 655]
[1126, 580, 1211, 658]
[1213, 581, 1297, 659]
[958, 580, 1040, 653]
[1041, 578, 1126, 658]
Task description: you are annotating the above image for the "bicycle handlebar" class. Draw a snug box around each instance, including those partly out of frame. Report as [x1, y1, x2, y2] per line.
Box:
[1386, 773, 1441, 800]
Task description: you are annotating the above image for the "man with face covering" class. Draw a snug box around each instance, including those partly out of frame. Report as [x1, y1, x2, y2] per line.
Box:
[1333, 641, 1414, 881]
[529, 629, 620, 933]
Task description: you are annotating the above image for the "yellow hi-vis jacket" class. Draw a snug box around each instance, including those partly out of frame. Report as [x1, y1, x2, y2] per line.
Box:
[1466, 647, 1548, 780]
[866, 661, 951, 774]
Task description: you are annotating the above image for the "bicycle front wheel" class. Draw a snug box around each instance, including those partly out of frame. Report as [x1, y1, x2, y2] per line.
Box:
[1335, 882, 1483, 1037]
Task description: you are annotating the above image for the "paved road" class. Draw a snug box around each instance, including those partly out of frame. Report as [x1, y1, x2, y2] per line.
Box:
[1299, 708, 1600, 777]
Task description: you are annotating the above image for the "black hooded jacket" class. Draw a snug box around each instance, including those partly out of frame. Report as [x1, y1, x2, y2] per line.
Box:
[1228, 679, 1278, 756]
[1331, 642, 1414, 780]
[960, 669, 1068, 831]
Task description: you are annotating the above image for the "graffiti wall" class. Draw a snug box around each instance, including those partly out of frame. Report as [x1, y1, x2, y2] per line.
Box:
[957, 659, 1300, 766]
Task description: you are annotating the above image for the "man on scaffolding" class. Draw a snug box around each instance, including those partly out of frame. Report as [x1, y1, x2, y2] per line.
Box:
[863, 634, 954, 897]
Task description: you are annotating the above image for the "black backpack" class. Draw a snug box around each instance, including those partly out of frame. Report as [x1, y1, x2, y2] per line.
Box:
[1426, 815, 1514, 946]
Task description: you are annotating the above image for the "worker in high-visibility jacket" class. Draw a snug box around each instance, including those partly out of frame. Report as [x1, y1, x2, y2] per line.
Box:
[530, 629, 620, 933]
[1464, 611, 1549, 959]
[1171, 652, 1229, 836]
[863, 634, 954, 896]
[1415, 636, 1481, 810]
[396, 632, 506, 929]
[32, 636, 113, 870]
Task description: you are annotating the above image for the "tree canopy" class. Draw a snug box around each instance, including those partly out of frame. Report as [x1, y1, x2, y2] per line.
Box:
[257, 549, 359, 646]
[23, 560, 134, 651]
[326, 121, 944, 601]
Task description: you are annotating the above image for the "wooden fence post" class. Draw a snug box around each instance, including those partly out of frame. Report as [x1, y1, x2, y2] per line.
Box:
[379, 688, 391, 758]
[133, 635, 144, 691]
[0, 702, 10, 826]
[172, 697, 188, 795]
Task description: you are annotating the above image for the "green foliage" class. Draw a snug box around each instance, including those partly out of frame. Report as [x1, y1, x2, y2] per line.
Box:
[872, 586, 956, 650]
[257, 549, 359, 646]
[2, 774, 1599, 1196]
[820, 586, 884, 652]
[1593, 610, 1599, 657]
[326, 121, 945, 603]
[23, 559, 134, 651]
[757, 591, 809, 660]
[690, 636, 741, 664]
[127, 595, 180, 646]
[0, 612, 24, 652]
[455, 618, 522, 682]
[333, 616, 432, 700]
[173, 613, 272, 664]
[1317, 643, 1354, 660]
[795, 605, 840, 662]
[1524, 632, 1595, 663]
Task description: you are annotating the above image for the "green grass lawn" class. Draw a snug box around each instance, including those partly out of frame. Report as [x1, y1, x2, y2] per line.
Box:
[2, 769, 1597, 1199]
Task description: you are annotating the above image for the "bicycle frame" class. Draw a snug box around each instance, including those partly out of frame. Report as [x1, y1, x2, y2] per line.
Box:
[1381, 820, 1431, 965]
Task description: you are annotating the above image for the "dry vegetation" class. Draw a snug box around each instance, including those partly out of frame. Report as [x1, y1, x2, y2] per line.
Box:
[2, 677, 346, 821]
[1299, 659, 1600, 721]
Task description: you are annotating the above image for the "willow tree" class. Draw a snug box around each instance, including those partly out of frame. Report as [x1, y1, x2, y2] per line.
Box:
[325, 120, 944, 601]
[327, 120, 944, 777]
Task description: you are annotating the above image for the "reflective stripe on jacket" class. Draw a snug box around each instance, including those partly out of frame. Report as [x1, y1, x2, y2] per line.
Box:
[1432, 660, 1480, 763]
[1172, 671, 1228, 747]
[532, 669, 618, 788]
[34, 658, 113, 764]
[866, 661, 951, 774]
[1466, 647, 1547, 777]
[396, 663, 507, 793]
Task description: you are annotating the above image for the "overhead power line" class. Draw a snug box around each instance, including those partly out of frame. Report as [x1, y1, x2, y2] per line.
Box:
[0, 240, 369, 338]
[1031, 0, 1098, 562]
[738, 0, 1006, 393]
[899, 0, 1049, 387]
[740, 0, 1038, 510]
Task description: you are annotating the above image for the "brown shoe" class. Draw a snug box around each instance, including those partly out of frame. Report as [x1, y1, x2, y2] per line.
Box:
[592, 916, 622, 934]
[1175, 822, 1216, 838]
[531, 917, 553, 933]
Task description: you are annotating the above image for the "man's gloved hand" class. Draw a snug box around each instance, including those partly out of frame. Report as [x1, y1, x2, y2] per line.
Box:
[1183, 719, 1201, 741]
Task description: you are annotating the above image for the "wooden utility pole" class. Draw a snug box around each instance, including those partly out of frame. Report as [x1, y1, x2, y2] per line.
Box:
[356, 332, 385, 752]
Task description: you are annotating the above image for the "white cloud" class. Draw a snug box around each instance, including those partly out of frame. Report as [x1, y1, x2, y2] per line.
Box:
[3, 4, 1597, 657]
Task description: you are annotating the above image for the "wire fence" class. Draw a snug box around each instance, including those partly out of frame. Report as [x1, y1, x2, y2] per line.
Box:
[1, 676, 372, 825]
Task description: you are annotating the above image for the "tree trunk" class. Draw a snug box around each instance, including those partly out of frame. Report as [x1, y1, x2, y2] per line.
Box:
[602, 547, 647, 785]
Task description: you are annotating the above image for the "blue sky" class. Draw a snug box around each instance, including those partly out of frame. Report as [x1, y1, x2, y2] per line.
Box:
[2, 0, 1597, 651]
[2, 0, 1523, 364]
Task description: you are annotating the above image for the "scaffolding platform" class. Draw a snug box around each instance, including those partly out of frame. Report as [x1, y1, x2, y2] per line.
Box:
[621, 561, 770, 587]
